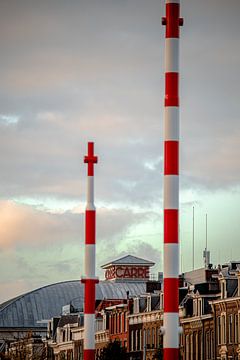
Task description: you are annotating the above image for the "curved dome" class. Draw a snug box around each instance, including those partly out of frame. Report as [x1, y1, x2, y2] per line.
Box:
[0, 280, 146, 328]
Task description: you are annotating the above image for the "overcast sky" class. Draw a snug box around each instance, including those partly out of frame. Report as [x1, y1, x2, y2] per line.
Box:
[0, 0, 239, 303]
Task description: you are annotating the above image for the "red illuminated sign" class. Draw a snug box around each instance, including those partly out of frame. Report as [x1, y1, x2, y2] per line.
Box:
[105, 265, 150, 280]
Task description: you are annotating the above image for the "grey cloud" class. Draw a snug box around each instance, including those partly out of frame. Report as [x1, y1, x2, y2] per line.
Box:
[0, 0, 240, 301]
[0, 0, 238, 199]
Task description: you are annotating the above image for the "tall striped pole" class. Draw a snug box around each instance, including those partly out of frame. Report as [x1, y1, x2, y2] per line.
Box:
[162, 1, 183, 359]
[81, 142, 99, 360]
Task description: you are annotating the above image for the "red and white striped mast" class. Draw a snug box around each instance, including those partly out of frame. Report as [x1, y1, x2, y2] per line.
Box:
[162, 0, 183, 359]
[81, 142, 99, 360]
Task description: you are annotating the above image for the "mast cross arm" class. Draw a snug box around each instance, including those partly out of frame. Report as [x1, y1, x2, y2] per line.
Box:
[84, 155, 98, 164]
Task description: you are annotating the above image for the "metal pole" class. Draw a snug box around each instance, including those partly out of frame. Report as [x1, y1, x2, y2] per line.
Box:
[206, 213, 208, 251]
[193, 206, 195, 270]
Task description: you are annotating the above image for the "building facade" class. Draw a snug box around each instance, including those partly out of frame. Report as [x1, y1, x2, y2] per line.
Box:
[4, 258, 240, 359]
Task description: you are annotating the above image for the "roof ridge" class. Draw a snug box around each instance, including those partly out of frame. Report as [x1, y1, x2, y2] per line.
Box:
[101, 254, 155, 268]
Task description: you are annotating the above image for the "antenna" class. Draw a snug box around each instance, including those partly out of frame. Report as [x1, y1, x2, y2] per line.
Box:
[206, 213, 208, 251]
[203, 213, 210, 268]
[192, 206, 195, 270]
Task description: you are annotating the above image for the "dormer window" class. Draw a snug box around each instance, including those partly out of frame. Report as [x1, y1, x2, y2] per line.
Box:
[237, 273, 240, 297]
[147, 296, 151, 312]
[133, 298, 139, 314]
[221, 280, 227, 299]
[193, 297, 203, 316]
[193, 299, 197, 317]
[197, 298, 203, 316]
[160, 292, 164, 310]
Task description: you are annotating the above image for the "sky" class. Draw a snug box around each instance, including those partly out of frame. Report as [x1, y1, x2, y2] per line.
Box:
[0, 0, 239, 303]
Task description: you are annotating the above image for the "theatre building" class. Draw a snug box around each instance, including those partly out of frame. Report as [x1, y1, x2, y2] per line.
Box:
[101, 255, 155, 283]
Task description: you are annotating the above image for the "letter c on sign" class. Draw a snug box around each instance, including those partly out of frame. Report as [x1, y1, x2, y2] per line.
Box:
[116, 266, 124, 278]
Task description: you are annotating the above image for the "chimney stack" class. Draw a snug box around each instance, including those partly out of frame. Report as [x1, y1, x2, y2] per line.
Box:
[81, 142, 98, 360]
[162, 1, 183, 358]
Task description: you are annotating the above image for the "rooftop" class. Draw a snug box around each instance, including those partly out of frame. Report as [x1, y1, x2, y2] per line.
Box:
[0, 280, 146, 329]
[101, 255, 155, 269]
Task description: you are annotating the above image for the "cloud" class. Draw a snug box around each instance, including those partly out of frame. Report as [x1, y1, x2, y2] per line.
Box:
[0, 200, 156, 301]
[0, 0, 239, 196]
[0, 200, 82, 249]
[0, 0, 240, 301]
[0, 199, 154, 251]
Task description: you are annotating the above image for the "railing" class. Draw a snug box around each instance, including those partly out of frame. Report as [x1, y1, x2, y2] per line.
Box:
[95, 330, 109, 344]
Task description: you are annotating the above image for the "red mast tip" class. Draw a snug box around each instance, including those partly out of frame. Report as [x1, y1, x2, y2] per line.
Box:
[84, 142, 98, 175]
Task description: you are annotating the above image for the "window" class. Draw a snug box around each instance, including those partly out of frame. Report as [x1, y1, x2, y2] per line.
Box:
[217, 316, 221, 344]
[160, 293, 164, 310]
[205, 331, 209, 360]
[147, 296, 151, 312]
[198, 299, 203, 316]
[198, 331, 202, 360]
[135, 329, 138, 351]
[229, 314, 233, 343]
[122, 312, 125, 333]
[235, 313, 239, 343]
[210, 330, 214, 359]
[221, 280, 227, 299]
[190, 334, 193, 360]
[143, 329, 146, 351]
[147, 328, 151, 348]
[133, 298, 139, 313]
[222, 314, 226, 344]
[152, 328, 155, 348]
[186, 335, 189, 360]
[131, 330, 134, 352]
[193, 299, 197, 317]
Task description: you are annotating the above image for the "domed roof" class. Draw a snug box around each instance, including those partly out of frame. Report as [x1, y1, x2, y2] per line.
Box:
[0, 280, 146, 328]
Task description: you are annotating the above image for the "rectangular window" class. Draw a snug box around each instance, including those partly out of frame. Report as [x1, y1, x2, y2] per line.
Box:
[135, 329, 138, 351]
[131, 330, 134, 352]
[235, 313, 239, 343]
[193, 300, 197, 317]
[210, 330, 214, 359]
[229, 314, 233, 343]
[122, 312, 124, 333]
[198, 299, 202, 316]
[186, 335, 189, 360]
[152, 328, 155, 348]
[222, 314, 226, 344]
[139, 329, 142, 350]
[217, 316, 221, 345]
[190, 334, 193, 360]
[205, 332, 209, 359]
